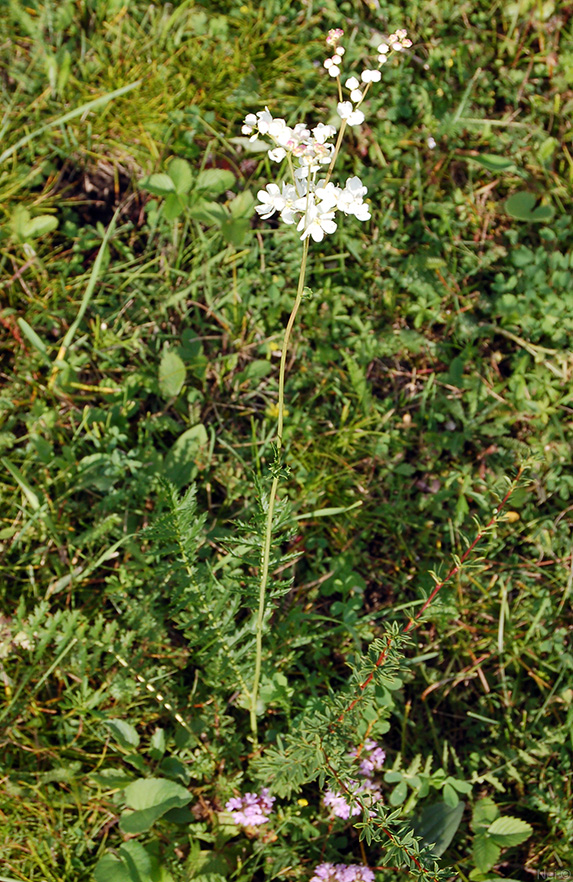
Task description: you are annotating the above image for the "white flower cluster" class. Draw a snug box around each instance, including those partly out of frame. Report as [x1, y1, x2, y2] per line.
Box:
[241, 27, 412, 243]
[255, 173, 370, 243]
[242, 110, 335, 165]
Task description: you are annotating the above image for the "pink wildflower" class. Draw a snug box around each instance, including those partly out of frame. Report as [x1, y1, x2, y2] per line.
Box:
[225, 788, 275, 826]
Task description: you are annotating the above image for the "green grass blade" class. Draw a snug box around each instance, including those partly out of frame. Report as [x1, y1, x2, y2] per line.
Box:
[0, 79, 143, 164]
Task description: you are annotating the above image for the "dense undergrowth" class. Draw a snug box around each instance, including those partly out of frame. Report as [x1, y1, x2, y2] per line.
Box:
[1, 0, 572, 880]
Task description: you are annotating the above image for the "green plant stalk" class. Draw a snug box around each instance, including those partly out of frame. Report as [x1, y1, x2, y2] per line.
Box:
[249, 236, 310, 740]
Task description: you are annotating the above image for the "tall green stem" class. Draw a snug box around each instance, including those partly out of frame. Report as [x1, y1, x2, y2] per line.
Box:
[249, 236, 310, 740]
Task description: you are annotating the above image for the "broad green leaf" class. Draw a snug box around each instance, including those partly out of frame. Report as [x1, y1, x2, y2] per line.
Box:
[158, 349, 186, 398]
[450, 778, 472, 793]
[473, 833, 500, 873]
[22, 214, 58, 239]
[468, 154, 515, 171]
[140, 173, 176, 195]
[164, 424, 209, 487]
[412, 800, 465, 857]
[163, 805, 195, 824]
[94, 854, 130, 882]
[10, 206, 30, 239]
[221, 217, 250, 246]
[105, 719, 140, 749]
[195, 168, 235, 195]
[124, 777, 190, 810]
[488, 815, 533, 847]
[159, 756, 191, 784]
[237, 359, 273, 383]
[472, 797, 499, 831]
[505, 191, 554, 222]
[229, 189, 255, 218]
[94, 841, 174, 882]
[187, 846, 232, 881]
[389, 780, 408, 805]
[443, 782, 460, 807]
[168, 157, 193, 194]
[149, 728, 166, 760]
[188, 199, 229, 225]
[121, 777, 191, 834]
[163, 192, 187, 220]
[118, 840, 153, 881]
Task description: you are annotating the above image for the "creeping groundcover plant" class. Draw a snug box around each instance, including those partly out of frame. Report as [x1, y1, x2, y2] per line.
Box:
[94, 26, 526, 882]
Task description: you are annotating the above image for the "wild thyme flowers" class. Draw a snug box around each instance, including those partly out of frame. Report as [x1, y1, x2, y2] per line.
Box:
[226, 788, 275, 826]
[310, 864, 375, 882]
[323, 739, 386, 819]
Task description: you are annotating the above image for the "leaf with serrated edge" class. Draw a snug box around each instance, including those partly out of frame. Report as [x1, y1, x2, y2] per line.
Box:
[488, 815, 533, 847]
[473, 833, 501, 873]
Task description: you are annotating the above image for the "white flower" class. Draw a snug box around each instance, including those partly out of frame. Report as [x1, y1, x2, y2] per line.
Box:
[337, 176, 370, 220]
[268, 117, 288, 139]
[427, 136, 437, 149]
[345, 76, 360, 90]
[378, 54, 388, 64]
[313, 123, 336, 144]
[361, 68, 381, 83]
[328, 65, 340, 77]
[289, 123, 311, 146]
[337, 46, 346, 55]
[279, 183, 300, 224]
[326, 27, 344, 48]
[314, 180, 341, 211]
[297, 203, 337, 242]
[350, 201, 371, 221]
[242, 112, 259, 138]
[386, 29, 412, 51]
[256, 108, 274, 135]
[349, 109, 364, 126]
[332, 53, 342, 64]
[255, 183, 286, 219]
[268, 147, 287, 162]
[350, 88, 363, 103]
[377, 42, 389, 54]
[337, 101, 366, 125]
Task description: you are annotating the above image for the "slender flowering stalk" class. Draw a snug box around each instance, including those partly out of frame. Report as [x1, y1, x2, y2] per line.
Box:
[244, 28, 413, 741]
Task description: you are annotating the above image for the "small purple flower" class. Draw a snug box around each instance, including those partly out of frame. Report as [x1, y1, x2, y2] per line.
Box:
[310, 863, 374, 882]
[225, 787, 275, 826]
[323, 784, 362, 819]
[350, 739, 386, 777]
[323, 778, 381, 820]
